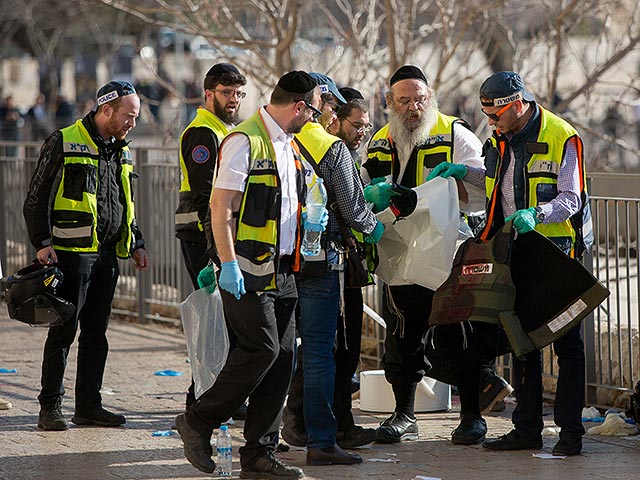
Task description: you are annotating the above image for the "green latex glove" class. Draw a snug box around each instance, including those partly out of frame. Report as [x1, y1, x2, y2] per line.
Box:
[197, 264, 217, 293]
[427, 162, 468, 181]
[364, 182, 399, 212]
[505, 207, 540, 234]
[364, 220, 384, 244]
[369, 177, 388, 185]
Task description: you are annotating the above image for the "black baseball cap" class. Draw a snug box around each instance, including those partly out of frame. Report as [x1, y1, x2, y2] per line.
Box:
[479, 71, 535, 107]
[390, 65, 428, 87]
[95, 81, 136, 109]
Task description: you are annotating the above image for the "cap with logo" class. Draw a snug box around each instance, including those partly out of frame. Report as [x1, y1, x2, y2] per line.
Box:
[95, 81, 137, 109]
[479, 71, 535, 107]
[389, 65, 428, 87]
[308, 72, 347, 105]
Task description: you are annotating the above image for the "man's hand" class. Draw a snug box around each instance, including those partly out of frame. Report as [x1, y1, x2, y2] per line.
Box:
[36, 246, 57, 265]
[364, 182, 399, 212]
[197, 264, 217, 293]
[505, 208, 540, 234]
[427, 163, 468, 181]
[364, 220, 384, 244]
[132, 248, 149, 271]
[219, 260, 246, 300]
[302, 208, 329, 233]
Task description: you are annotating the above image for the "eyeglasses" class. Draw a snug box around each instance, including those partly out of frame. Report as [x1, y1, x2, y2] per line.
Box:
[304, 102, 323, 120]
[325, 101, 339, 113]
[481, 102, 512, 121]
[393, 96, 428, 108]
[213, 88, 247, 99]
[343, 118, 373, 134]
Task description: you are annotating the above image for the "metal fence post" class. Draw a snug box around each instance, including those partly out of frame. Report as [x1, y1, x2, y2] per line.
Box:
[136, 149, 152, 323]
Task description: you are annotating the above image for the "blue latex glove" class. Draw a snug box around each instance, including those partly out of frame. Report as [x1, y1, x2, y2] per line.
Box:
[427, 162, 468, 181]
[364, 182, 399, 212]
[364, 220, 384, 244]
[302, 208, 329, 232]
[505, 207, 540, 234]
[219, 260, 246, 300]
[197, 264, 217, 293]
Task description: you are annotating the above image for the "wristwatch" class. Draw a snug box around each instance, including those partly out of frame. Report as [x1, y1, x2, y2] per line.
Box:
[534, 206, 545, 223]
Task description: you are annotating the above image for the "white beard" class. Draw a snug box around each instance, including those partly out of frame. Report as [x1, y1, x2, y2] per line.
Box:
[388, 104, 438, 182]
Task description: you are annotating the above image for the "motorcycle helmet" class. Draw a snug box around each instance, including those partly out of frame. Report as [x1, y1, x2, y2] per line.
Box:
[5, 262, 75, 327]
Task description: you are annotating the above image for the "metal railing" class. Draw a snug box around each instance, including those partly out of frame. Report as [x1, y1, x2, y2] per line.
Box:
[1, 142, 637, 407]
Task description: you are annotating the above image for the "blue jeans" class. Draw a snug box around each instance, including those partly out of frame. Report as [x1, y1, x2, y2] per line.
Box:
[298, 263, 341, 448]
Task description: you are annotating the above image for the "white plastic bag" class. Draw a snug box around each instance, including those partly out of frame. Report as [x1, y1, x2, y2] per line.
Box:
[180, 287, 229, 399]
[375, 177, 466, 290]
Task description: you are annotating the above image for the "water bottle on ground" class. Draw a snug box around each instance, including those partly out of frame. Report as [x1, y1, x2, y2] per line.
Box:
[301, 177, 328, 257]
[216, 424, 232, 476]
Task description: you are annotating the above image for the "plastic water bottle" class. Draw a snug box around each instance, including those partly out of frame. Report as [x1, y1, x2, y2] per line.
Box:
[301, 177, 328, 256]
[216, 425, 232, 476]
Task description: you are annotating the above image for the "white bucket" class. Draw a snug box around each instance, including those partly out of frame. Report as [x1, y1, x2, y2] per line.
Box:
[359, 369, 451, 413]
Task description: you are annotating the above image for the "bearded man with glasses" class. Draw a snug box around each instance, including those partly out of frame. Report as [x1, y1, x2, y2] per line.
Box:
[362, 65, 513, 445]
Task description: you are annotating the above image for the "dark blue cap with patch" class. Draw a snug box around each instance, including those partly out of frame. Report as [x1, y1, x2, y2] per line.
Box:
[308, 72, 347, 105]
[95, 81, 136, 108]
[479, 71, 535, 107]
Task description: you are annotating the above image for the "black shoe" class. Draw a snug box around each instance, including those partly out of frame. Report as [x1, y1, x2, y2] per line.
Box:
[336, 425, 377, 449]
[552, 435, 582, 456]
[38, 403, 68, 431]
[71, 407, 126, 427]
[240, 452, 304, 479]
[376, 412, 419, 443]
[175, 413, 216, 474]
[451, 414, 487, 445]
[307, 444, 362, 466]
[483, 429, 542, 451]
[233, 401, 248, 421]
[479, 374, 513, 415]
[281, 407, 308, 447]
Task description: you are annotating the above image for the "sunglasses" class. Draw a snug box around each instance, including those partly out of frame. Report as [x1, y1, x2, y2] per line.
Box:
[304, 102, 322, 120]
[481, 102, 513, 121]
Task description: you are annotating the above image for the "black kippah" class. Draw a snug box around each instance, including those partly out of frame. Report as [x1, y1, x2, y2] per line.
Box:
[277, 71, 317, 94]
[338, 87, 364, 101]
[389, 65, 428, 87]
[205, 63, 240, 78]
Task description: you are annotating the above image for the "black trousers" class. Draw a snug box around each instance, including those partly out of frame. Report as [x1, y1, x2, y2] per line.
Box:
[185, 269, 298, 466]
[38, 249, 119, 410]
[179, 239, 209, 289]
[512, 323, 585, 438]
[382, 284, 433, 385]
[286, 285, 364, 432]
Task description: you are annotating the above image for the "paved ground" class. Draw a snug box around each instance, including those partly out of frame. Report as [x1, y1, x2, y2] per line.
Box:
[1, 309, 639, 480]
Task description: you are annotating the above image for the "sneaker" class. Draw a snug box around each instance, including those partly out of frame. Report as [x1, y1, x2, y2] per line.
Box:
[336, 425, 377, 449]
[376, 412, 419, 443]
[175, 413, 216, 474]
[479, 374, 514, 415]
[451, 414, 487, 445]
[72, 407, 126, 427]
[552, 434, 582, 456]
[38, 402, 68, 431]
[483, 429, 542, 451]
[240, 452, 304, 479]
[0, 398, 12, 410]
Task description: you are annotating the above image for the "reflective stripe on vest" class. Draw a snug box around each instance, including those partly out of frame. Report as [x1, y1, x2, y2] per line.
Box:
[230, 110, 303, 291]
[175, 107, 229, 231]
[366, 112, 458, 187]
[482, 107, 585, 250]
[54, 120, 135, 258]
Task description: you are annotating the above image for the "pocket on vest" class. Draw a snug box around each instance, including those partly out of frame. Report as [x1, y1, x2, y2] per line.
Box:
[63, 163, 97, 201]
[241, 183, 280, 227]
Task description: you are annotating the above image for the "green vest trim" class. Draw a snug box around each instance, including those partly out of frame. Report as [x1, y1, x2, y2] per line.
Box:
[54, 120, 135, 258]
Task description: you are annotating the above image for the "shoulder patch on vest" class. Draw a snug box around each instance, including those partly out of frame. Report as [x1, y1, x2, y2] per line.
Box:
[192, 145, 210, 164]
